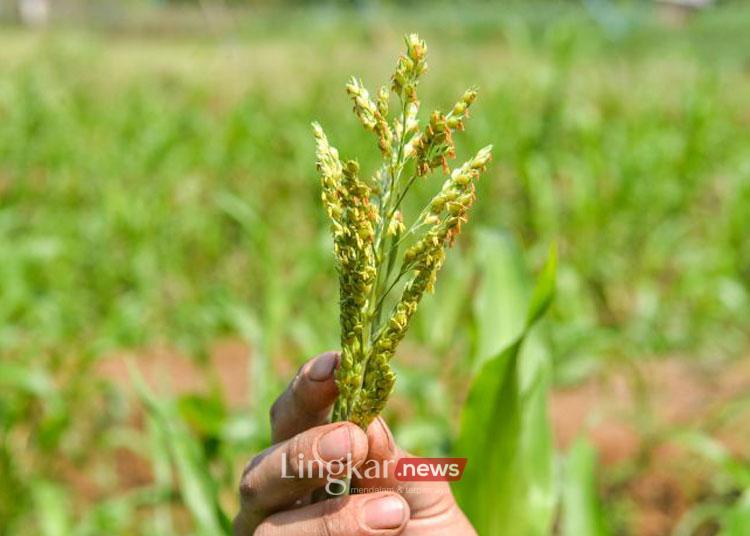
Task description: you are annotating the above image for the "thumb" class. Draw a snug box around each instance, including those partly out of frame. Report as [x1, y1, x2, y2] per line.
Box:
[356, 418, 476, 534]
[356, 418, 452, 514]
[252, 492, 408, 536]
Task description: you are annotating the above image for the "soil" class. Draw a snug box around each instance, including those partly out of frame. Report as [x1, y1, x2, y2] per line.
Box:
[93, 341, 750, 536]
[551, 357, 750, 536]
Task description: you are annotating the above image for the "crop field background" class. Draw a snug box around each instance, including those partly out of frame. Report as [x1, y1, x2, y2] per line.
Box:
[1, 1, 750, 535]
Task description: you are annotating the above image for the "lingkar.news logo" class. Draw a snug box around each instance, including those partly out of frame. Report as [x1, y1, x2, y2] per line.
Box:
[280, 454, 468, 496]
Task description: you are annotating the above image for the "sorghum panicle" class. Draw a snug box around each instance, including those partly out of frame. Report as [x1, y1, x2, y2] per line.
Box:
[314, 34, 492, 429]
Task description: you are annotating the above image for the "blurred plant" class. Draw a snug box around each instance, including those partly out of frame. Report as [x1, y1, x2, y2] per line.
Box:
[673, 431, 750, 535]
[0, 7, 749, 535]
[454, 237, 557, 535]
[560, 437, 611, 536]
[313, 34, 492, 429]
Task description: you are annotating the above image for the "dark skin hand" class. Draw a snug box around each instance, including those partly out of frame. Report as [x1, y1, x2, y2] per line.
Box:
[233, 351, 477, 535]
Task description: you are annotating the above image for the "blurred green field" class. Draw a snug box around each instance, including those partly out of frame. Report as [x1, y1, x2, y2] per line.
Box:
[1, 2, 750, 535]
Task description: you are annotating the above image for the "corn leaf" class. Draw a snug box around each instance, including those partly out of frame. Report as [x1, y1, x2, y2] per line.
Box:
[453, 237, 557, 535]
[472, 230, 530, 365]
[723, 493, 750, 536]
[562, 438, 610, 536]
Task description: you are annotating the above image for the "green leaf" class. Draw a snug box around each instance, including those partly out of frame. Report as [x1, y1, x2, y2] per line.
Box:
[73, 485, 171, 536]
[676, 432, 750, 536]
[453, 236, 557, 535]
[721, 491, 750, 536]
[0, 363, 55, 396]
[679, 431, 750, 488]
[472, 230, 530, 365]
[526, 242, 558, 328]
[129, 364, 231, 536]
[453, 338, 524, 534]
[178, 393, 227, 439]
[562, 438, 610, 536]
[32, 481, 72, 536]
[723, 493, 750, 536]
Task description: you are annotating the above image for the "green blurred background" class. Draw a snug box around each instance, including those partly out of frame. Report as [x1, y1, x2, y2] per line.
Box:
[1, 1, 749, 534]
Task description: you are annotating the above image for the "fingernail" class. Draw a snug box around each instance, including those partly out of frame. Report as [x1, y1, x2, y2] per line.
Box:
[364, 496, 406, 530]
[308, 352, 338, 381]
[317, 426, 351, 462]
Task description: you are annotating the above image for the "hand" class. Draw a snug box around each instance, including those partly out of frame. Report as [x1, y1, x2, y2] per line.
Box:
[233, 351, 477, 535]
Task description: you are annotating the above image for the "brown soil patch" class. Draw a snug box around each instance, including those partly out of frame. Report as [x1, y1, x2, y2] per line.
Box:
[96, 338, 252, 407]
[552, 357, 750, 536]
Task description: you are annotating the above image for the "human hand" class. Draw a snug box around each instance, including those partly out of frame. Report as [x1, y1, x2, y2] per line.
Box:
[233, 351, 477, 535]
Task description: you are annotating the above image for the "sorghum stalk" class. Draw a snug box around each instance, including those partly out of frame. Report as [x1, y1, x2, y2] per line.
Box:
[314, 34, 492, 430]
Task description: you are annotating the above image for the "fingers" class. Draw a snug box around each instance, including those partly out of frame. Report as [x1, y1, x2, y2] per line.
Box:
[235, 422, 368, 531]
[254, 492, 409, 536]
[270, 351, 339, 443]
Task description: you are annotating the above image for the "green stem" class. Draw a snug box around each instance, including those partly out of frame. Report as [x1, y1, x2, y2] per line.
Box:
[370, 97, 411, 327]
[373, 272, 405, 323]
[387, 173, 418, 222]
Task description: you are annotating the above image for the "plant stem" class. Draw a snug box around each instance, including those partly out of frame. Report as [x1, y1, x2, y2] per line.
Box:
[370, 96, 410, 333]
